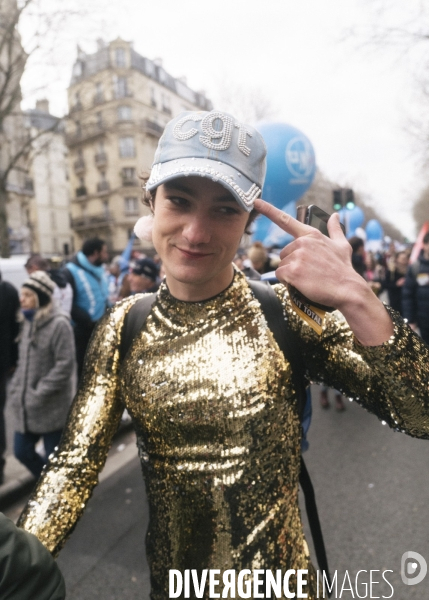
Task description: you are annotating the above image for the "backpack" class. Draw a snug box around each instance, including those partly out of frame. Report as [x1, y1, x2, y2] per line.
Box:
[119, 280, 332, 592]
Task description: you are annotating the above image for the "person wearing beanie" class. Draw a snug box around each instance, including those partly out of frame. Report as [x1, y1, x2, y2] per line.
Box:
[8, 271, 76, 479]
[18, 110, 429, 598]
[128, 258, 160, 295]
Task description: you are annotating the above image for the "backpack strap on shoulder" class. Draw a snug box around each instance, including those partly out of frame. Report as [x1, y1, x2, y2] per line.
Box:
[248, 279, 308, 419]
[119, 294, 157, 361]
[248, 279, 332, 594]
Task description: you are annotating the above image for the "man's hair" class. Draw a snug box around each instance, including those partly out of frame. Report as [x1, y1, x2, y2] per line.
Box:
[348, 236, 364, 253]
[25, 254, 50, 271]
[82, 238, 105, 257]
[423, 232, 429, 244]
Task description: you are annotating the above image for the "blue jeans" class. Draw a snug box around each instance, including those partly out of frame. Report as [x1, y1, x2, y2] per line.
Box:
[14, 430, 63, 478]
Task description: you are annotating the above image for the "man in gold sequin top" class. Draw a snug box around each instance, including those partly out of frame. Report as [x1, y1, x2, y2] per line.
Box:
[18, 111, 429, 600]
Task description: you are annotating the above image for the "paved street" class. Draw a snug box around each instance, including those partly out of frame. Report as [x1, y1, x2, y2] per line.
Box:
[5, 386, 429, 599]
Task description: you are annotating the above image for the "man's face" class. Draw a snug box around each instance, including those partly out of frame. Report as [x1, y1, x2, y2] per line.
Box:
[92, 244, 109, 266]
[151, 177, 249, 300]
[129, 272, 153, 293]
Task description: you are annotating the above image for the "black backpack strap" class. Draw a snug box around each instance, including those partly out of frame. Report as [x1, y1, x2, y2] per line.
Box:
[119, 294, 157, 361]
[248, 280, 308, 419]
[248, 279, 332, 594]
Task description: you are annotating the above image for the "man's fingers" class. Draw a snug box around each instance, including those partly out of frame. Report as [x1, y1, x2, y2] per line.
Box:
[327, 212, 346, 240]
[254, 198, 310, 238]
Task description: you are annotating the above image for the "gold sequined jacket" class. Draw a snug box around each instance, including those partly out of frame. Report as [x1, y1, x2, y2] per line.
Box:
[18, 270, 429, 599]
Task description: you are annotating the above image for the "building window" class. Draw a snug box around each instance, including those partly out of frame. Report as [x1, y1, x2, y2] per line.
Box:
[119, 136, 135, 158]
[150, 87, 156, 107]
[115, 47, 126, 68]
[122, 167, 136, 180]
[113, 75, 128, 98]
[117, 105, 132, 121]
[162, 93, 171, 114]
[95, 82, 104, 103]
[124, 197, 139, 215]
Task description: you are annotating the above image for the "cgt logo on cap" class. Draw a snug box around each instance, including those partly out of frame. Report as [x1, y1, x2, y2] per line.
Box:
[146, 110, 267, 212]
[401, 551, 427, 586]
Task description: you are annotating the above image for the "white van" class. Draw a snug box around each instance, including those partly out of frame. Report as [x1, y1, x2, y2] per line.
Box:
[0, 255, 28, 290]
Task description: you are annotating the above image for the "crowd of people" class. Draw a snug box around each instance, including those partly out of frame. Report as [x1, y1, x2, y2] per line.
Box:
[1, 228, 428, 482]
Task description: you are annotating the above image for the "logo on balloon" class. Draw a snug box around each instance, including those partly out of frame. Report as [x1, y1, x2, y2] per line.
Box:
[285, 136, 315, 181]
[252, 122, 317, 245]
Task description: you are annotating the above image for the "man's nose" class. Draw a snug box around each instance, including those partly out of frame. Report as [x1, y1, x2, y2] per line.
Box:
[182, 214, 211, 245]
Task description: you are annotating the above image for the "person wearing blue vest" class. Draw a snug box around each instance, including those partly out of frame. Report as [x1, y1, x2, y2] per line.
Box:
[64, 238, 110, 379]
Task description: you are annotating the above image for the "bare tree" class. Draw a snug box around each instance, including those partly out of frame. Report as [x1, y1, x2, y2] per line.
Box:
[0, 0, 94, 257]
[413, 184, 429, 233]
[214, 79, 279, 125]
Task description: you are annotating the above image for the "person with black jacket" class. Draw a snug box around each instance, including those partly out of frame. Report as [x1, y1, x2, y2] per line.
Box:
[0, 272, 20, 485]
[402, 232, 429, 343]
[382, 251, 408, 315]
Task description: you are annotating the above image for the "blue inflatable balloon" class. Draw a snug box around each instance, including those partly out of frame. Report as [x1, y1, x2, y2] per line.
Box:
[256, 122, 316, 208]
[252, 122, 316, 242]
[365, 219, 383, 241]
[263, 201, 296, 247]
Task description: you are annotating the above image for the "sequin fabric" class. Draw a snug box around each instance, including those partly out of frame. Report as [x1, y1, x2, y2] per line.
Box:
[18, 270, 429, 600]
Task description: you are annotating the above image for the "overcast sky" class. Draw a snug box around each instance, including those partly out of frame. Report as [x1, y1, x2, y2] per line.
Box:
[20, 0, 428, 240]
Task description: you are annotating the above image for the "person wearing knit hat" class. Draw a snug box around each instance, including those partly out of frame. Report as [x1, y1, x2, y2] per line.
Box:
[7, 271, 76, 479]
[22, 270, 56, 309]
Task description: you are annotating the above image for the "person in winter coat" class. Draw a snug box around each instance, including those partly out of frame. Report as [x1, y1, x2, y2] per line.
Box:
[0, 272, 20, 485]
[402, 232, 429, 344]
[8, 271, 76, 479]
[382, 250, 408, 315]
[63, 238, 110, 379]
[0, 512, 65, 599]
[24, 254, 73, 315]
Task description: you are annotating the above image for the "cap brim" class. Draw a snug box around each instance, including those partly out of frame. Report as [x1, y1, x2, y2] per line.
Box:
[146, 158, 261, 212]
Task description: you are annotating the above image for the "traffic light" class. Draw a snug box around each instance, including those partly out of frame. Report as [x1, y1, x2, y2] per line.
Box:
[332, 188, 355, 211]
[333, 189, 342, 211]
[345, 188, 355, 210]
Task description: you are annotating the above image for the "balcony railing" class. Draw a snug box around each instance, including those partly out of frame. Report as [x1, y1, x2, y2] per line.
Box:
[122, 176, 139, 187]
[65, 123, 105, 147]
[71, 212, 114, 231]
[97, 181, 110, 194]
[73, 158, 85, 173]
[95, 152, 107, 167]
[75, 186, 87, 197]
[141, 118, 164, 138]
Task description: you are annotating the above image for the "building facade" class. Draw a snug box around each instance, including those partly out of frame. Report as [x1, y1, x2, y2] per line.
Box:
[66, 38, 212, 253]
[0, 0, 34, 256]
[26, 100, 74, 257]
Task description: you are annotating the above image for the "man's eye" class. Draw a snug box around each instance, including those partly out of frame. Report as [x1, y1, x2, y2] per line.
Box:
[218, 206, 240, 215]
[168, 196, 189, 207]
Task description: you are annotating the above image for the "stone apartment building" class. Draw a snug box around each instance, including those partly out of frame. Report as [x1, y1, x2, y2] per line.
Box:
[66, 38, 212, 253]
[26, 100, 74, 257]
